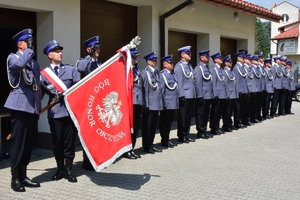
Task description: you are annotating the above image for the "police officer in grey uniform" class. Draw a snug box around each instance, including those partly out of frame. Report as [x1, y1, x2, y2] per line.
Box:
[264, 58, 274, 118]
[280, 56, 289, 115]
[76, 36, 102, 78]
[243, 54, 255, 126]
[122, 48, 142, 159]
[159, 55, 178, 148]
[41, 40, 80, 183]
[194, 50, 212, 139]
[250, 55, 262, 123]
[5, 28, 41, 192]
[222, 55, 239, 131]
[141, 51, 163, 154]
[257, 52, 266, 120]
[285, 61, 295, 115]
[174, 46, 196, 143]
[232, 52, 246, 129]
[210, 52, 227, 135]
[76, 36, 101, 170]
[271, 55, 283, 117]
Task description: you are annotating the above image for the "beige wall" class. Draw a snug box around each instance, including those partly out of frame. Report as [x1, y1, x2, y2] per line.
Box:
[0, 0, 81, 133]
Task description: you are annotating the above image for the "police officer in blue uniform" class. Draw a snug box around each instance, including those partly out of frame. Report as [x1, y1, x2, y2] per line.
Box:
[257, 52, 266, 120]
[76, 36, 102, 78]
[41, 40, 80, 183]
[232, 52, 247, 129]
[210, 52, 227, 135]
[271, 55, 283, 117]
[5, 28, 41, 192]
[243, 54, 255, 126]
[122, 48, 142, 159]
[285, 61, 295, 115]
[222, 55, 239, 131]
[159, 55, 178, 148]
[141, 51, 163, 154]
[194, 50, 212, 139]
[174, 46, 196, 143]
[250, 55, 262, 123]
[280, 56, 289, 115]
[263, 58, 274, 119]
[76, 36, 101, 170]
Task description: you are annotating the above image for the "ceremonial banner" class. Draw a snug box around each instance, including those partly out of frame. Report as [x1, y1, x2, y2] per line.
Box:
[64, 47, 133, 171]
[40, 68, 68, 92]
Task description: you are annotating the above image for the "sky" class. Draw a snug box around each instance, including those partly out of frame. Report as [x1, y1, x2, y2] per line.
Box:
[247, 0, 300, 10]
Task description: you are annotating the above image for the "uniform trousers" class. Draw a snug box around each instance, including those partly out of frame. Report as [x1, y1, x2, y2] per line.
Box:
[195, 98, 211, 133]
[142, 110, 158, 152]
[227, 98, 240, 127]
[10, 110, 38, 170]
[255, 91, 263, 120]
[250, 92, 258, 121]
[261, 91, 267, 118]
[285, 90, 293, 114]
[159, 109, 176, 144]
[242, 93, 251, 124]
[210, 98, 225, 130]
[132, 105, 143, 148]
[49, 116, 77, 161]
[264, 92, 273, 117]
[177, 99, 194, 139]
[237, 93, 247, 124]
[271, 88, 282, 116]
[279, 89, 287, 115]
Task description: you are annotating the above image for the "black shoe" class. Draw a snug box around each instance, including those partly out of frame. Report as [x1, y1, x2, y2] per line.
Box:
[222, 128, 232, 132]
[122, 152, 137, 159]
[289, 112, 294, 115]
[178, 137, 189, 143]
[144, 149, 155, 154]
[161, 142, 173, 148]
[185, 136, 195, 142]
[197, 132, 209, 139]
[231, 126, 239, 130]
[53, 169, 65, 180]
[274, 114, 279, 117]
[131, 150, 141, 158]
[210, 130, 220, 135]
[217, 129, 225, 134]
[151, 146, 162, 152]
[21, 177, 40, 187]
[64, 171, 77, 183]
[266, 115, 271, 119]
[169, 141, 177, 146]
[206, 133, 214, 138]
[11, 178, 25, 192]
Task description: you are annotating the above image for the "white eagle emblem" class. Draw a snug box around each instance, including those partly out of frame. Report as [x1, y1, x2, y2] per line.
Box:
[96, 92, 123, 128]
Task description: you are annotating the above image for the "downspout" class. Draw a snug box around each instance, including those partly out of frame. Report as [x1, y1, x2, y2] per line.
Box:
[160, 0, 194, 59]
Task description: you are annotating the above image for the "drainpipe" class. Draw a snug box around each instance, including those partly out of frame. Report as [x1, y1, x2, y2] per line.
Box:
[160, 0, 194, 59]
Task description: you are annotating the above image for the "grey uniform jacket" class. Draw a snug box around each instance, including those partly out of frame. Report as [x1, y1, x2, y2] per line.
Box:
[271, 63, 283, 89]
[258, 63, 266, 91]
[41, 64, 80, 119]
[76, 55, 102, 76]
[140, 66, 163, 111]
[282, 66, 290, 90]
[288, 69, 295, 91]
[251, 64, 262, 92]
[233, 62, 248, 94]
[159, 68, 179, 110]
[194, 62, 213, 99]
[265, 68, 274, 93]
[224, 67, 238, 99]
[210, 64, 227, 99]
[174, 60, 195, 99]
[244, 64, 256, 93]
[5, 49, 41, 114]
[133, 65, 143, 105]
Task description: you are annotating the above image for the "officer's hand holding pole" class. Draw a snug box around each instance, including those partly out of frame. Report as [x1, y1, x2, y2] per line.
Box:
[27, 38, 34, 49]
[88, 45, 96, 57]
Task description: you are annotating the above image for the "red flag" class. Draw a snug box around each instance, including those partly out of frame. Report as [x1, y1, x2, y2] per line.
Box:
[64, 48, 133, 171]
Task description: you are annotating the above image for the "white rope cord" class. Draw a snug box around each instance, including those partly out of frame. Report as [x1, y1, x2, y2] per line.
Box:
[288, 70, 294, 80]
[236, 64, 247, 77]
[213, 67, 225, 82]
[282, 67, 289, 77]
[259, 64, 266, 76]
[199, 65, 211, 80]
[266, 68, 273, 80]
[146, 70, 158, 90]
[274, 64, 282, 77]
[252, 65, 261, 78]
[244, 64, 254, 79]
[224, 67, 235, 83]
[180, 63, 193, 79]
[6, 54, 21, 89]
[161, 73, 177, 90]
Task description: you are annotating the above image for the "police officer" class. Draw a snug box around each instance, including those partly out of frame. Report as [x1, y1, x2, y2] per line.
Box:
[77, 36, 102, 78]
[285, 61, 295, 115]
[210, 52, 226, 135]
[280, 56, 289, 115]
[257, 52, 266, 120]
[5, 28, 41, 192]
[122, 48, 142, 159]
[194, 50, 212, 139]
[250, 55, 262, 123]
[264, 58, 274, 119]
[76, 36, 101, 170]
[222, 55, 239, 131]
[141, 51, 163, 154]
[232, 52, 246, 129]
[159, 54, 178, 148]
[41, 40, 80, 183]
[271, 55, 283, 117]
[174, 46, 196, 143]
[243, 54, 255, 126]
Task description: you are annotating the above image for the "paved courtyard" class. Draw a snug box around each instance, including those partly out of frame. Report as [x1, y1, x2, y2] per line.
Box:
[0, 101, 300, 200]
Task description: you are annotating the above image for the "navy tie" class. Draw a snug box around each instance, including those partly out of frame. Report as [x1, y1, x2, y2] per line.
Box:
[54, 66, 59, 75]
